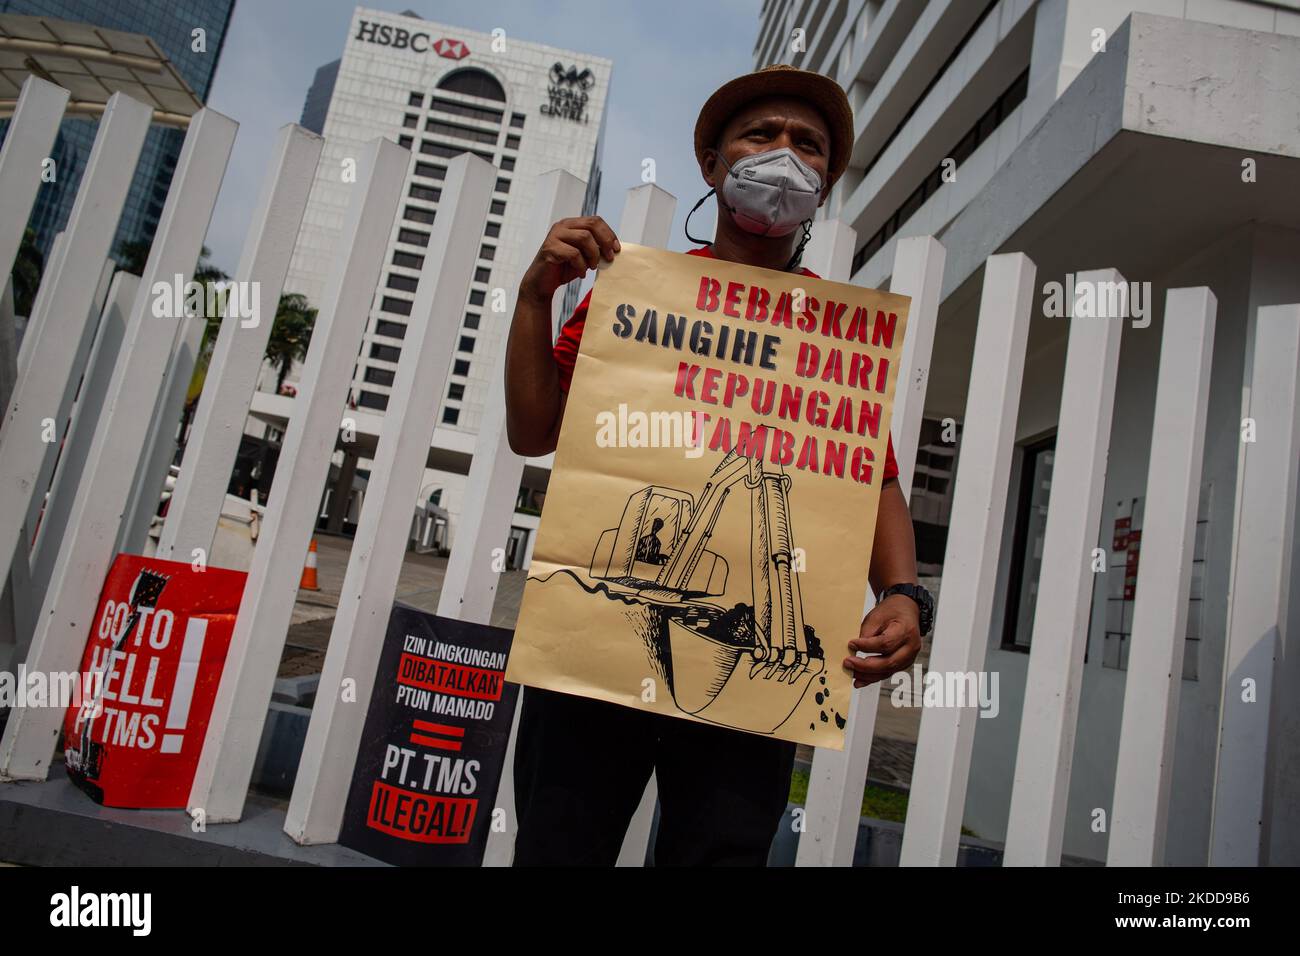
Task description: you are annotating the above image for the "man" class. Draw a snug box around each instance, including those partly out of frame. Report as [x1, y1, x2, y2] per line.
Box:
[503, 65, 934, 866]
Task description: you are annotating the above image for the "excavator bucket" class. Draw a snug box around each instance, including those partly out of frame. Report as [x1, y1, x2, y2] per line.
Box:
[664, 615, 823, 734]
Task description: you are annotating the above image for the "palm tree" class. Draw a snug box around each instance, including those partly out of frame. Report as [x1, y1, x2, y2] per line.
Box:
[265, 293, 317, 393]
[10, 229, 44, 318]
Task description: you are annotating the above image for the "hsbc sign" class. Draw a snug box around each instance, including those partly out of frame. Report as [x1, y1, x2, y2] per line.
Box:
[354, 19, 469, 58]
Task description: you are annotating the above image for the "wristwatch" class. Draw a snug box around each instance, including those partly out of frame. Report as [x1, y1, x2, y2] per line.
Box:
[878, 582, 935, 637]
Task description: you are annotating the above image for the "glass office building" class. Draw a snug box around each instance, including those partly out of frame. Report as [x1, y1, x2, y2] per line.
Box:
[0, 0, 236, 263]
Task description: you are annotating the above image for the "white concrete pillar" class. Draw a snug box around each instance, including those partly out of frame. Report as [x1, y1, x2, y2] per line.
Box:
[0, 93, 151, 592]
[607, 183, 677, 869]
[801, 218, 855, 281]
[0, 76, 68, 282]
[22, 256, 119, 542]
[470, 169, 589, 867]
[0, 107, 238, 781]
[155, 124, 324, 562]
[28, 273, 139, 608]
[15, 231, 65, 380]
[1210, 303, 1300, 865]
[1108, 288, 1216, 866]
[118, 313, 207, 555]
[1002, 269, 1126, 866]
[186, 137, 408, 824]
[898, 252, 1036, 866]
[283, 152, 496, 845]
[802, 234, 947, 866]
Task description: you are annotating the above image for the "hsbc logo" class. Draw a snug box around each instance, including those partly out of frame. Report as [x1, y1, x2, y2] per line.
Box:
[354, 19, 470, 59]
[432, 37, 469, 59]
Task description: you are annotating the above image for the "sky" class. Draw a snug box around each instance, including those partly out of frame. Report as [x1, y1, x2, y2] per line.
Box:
[202, 0, 764, 276]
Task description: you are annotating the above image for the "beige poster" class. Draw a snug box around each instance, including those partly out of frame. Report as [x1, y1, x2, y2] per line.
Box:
[506, 244, 910, 749]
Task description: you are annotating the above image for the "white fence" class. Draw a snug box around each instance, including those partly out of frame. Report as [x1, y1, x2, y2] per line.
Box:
[0, 74, 1295, 866]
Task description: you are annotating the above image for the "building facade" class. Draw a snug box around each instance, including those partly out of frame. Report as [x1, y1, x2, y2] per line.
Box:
[256, 8, 609, 566]
[757, 0, 1300, 864]
[0, 0, 236, 262]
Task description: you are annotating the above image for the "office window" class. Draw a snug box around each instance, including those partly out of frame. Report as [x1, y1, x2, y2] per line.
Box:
[403, 114, 418, 128]
[474, 267, 490, 283]
[851, 64, 1030, 278]
[484, 222, 501, 238]
[386, 273, 419, 293]
[392, 251, 424, 270]
[370, 343, 402, 363]
[442, 407, 460, 425]
[404, 205, 436, 225]
[448, 382, 465, 400]
[365, 366, 396, 386]
[430, 96, 503, 124]
[374, 319, 407, 340]
[479, 244, 495, 261]
[468, 289, 486, 306]
[436, 67, 506, 102]
[381, 296, 413, 316]
[398, 135, 413, 149]
[505, 134, 521, 150]
[510, 112, 526, 128]
[463, 313, 480, 329]
[408, 92, 424, 107]
[358, 390, 389, 410]
[420, 140, 494, 163]
[397, 228, 430, 247]
[409, 183, 441, 202]
[453, 359, 470, 376]
[490, 200, 506, 216]
[459, 335, 475, 353]
[500, 156, 515, 172]
[425, 118, 499, 146]
[413, 162, 446, 180]
[1002, 436, 1056, 651]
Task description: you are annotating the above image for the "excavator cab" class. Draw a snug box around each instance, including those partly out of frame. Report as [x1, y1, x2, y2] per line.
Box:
[589, 486, 730, 597]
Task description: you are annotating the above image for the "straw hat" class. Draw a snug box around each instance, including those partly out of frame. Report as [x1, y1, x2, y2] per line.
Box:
[694, 64, 854, 187]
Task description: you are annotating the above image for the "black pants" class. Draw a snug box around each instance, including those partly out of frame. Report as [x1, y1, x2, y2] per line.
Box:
[512, 685, 796, 866]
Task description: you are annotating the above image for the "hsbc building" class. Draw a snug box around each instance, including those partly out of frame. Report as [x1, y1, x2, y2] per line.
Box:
[260, 7, 611, 564]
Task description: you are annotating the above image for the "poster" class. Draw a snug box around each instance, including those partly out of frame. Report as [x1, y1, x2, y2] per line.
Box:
[338, 603, 518, 866]
[506, 244, 910, 749]
[61, 553, 247, 808]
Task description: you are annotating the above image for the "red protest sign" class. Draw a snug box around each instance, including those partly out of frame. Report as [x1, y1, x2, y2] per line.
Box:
[61, 553, 246, 808]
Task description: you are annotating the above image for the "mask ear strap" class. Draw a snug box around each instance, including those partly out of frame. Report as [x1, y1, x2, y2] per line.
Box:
[684, 187, 717, 246]
[784, 218, 814, 272]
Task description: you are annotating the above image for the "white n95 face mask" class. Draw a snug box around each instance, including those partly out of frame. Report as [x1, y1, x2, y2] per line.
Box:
[717, 146, 823, 237]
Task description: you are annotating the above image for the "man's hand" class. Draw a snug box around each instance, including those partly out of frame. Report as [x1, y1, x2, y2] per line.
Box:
[843, 593, 922, 688]
[505, 215, 619, 457]
[519, 215, 620, 305]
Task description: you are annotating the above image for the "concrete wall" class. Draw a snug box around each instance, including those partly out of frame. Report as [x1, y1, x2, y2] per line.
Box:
[964, 222, 1300, 863]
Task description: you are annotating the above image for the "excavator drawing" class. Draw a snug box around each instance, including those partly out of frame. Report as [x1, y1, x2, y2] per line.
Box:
[571, 448, 826, 733]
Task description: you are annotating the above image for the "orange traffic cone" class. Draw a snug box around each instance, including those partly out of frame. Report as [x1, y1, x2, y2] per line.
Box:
[300, 538, 320, 591]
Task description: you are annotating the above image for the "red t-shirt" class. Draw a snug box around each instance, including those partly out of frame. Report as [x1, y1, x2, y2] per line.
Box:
[551, 245, 900, 483]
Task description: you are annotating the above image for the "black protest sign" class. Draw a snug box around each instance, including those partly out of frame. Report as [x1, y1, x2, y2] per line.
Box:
[339, 603, 517, 866]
